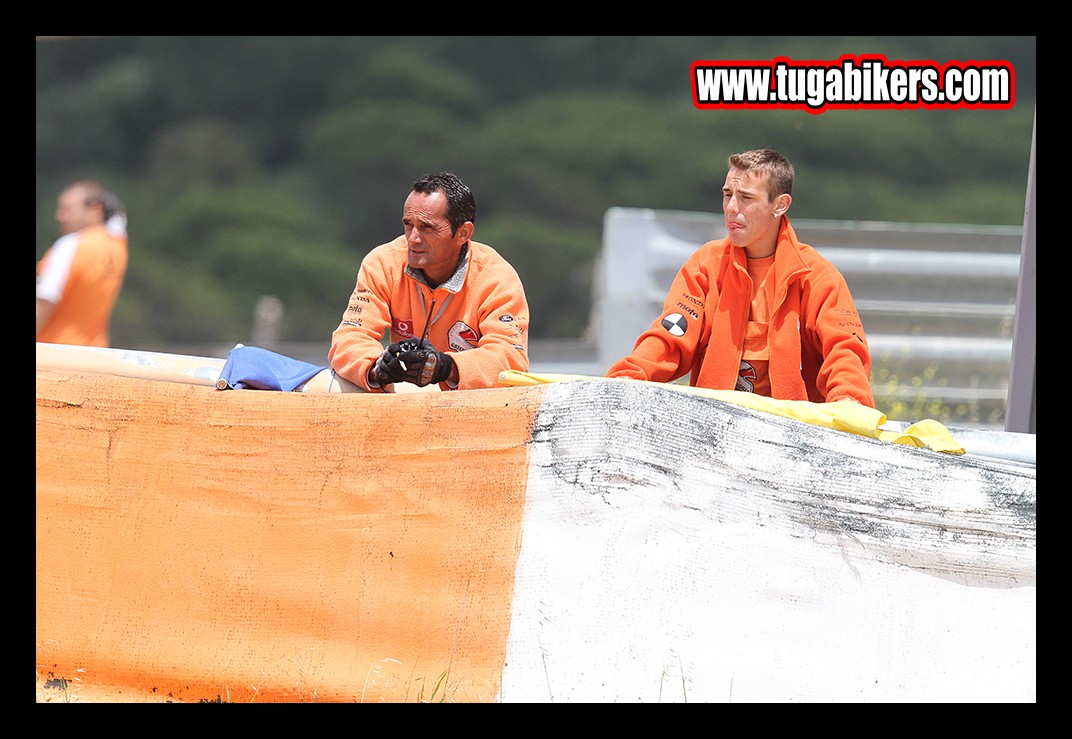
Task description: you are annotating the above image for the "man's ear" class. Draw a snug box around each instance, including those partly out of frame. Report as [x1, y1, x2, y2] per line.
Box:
[455, 221, 474, 244]
[774, 193, 792, 217]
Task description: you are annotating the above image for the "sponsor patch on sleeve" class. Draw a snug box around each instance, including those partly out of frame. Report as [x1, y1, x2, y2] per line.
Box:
[661, 313, 688, 337]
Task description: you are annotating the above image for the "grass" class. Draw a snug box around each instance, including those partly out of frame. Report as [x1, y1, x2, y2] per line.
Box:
[871, 358, 1007, 429]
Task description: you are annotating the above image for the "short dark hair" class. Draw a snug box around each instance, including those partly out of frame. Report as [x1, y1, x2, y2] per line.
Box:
[411, 172, 476, 234]
[727, 149, 794, 201]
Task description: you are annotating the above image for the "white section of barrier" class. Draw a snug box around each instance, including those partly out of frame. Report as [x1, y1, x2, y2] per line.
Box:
[34, 342, 439, 394]
[36, 342, 226, 386]
[502, 379, 1035, 703]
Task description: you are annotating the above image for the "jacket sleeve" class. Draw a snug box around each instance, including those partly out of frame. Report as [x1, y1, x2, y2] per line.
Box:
[448, 261, 530, 390]
[606, 251, 709, 382]
[802, 269, 876, 407]
[328, 254, 395, 392]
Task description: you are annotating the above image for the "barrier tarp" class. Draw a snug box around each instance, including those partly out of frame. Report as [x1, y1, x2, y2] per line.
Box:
[37, 365, 1034, 702]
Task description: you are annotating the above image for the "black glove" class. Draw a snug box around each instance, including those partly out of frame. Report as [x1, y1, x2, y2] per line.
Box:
[395, 339, 455, 387]
[369, 346, 409, 386]
[370, 340, 455, 387]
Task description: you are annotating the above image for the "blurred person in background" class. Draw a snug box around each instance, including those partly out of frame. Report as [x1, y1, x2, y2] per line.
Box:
[36, 179, 128, 347]
[330, 171, 529, 391]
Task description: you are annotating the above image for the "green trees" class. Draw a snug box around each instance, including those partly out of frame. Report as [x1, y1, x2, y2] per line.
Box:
[36, 36, 1035, 349]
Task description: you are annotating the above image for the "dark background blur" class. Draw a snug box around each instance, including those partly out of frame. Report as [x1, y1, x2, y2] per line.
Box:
[36, 36, 1036, 352]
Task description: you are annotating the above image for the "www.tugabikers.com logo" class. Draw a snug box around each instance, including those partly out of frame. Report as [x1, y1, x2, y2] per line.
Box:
[691, 54, 1014, 114]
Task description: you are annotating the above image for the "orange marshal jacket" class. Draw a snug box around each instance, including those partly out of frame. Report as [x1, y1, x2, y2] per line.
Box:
[329, 236, 529, 391]
[36, 221, 128, 348]
[607, 218, 875, 407]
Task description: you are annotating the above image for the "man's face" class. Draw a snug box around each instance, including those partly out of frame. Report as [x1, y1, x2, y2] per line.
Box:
[721, 167, 784, 249]
[402, 191, 470, 283]
[55, 187, 101, 235]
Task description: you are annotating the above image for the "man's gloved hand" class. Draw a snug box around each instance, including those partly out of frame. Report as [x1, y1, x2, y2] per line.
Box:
[370, 345, 409, 386]
[396, 339, 455, 387]
[370, 339, 454, 387]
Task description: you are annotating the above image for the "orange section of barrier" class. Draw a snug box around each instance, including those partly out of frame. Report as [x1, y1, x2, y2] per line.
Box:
[36, 369, 541, 703]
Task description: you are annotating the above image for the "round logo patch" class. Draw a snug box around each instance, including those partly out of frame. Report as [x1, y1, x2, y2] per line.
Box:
[661, 313, 688, 337]
[448, 320, 480, 351]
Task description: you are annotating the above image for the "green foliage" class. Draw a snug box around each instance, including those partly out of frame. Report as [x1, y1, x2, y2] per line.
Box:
[113, 183, 353, 345]
[476, 214, 597, 337]
[477, 92, 717, 222]
[305, 100, 478, 242]
[327, 45, 487, 115]
[35, 36, 1036, 349]
[145, 118, 261, 191]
